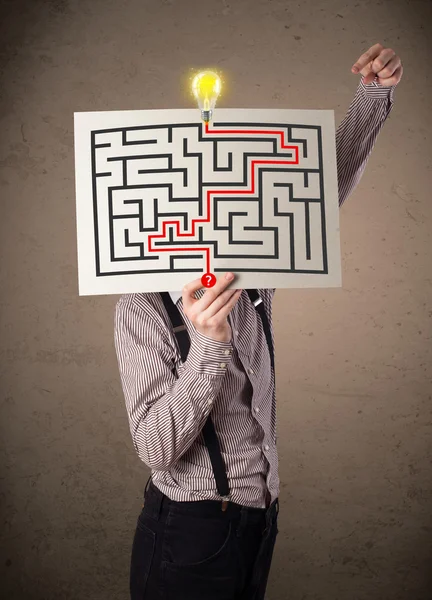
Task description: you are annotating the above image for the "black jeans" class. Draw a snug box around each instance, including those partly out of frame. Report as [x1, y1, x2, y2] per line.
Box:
[130, 477, 279, 600]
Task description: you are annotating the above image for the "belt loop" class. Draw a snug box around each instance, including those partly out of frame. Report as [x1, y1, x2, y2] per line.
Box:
[236, 507, 248, 538]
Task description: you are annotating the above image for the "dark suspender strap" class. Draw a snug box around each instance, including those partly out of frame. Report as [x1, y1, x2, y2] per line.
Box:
[160, 292, 229, 503]
[245, 289, 275, 371]
[159, 289, 274, 510]
[160, 292, 189, 362]
[201, 419, 230, 499]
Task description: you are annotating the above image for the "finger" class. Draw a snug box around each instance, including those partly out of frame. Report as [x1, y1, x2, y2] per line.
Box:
[362, 67, 378, 85]
[365, 48, 397, 82]
[377, 63, 403, 87]
[371, 48, 397, 75]
[374, 56, 401, 85]
[351, 42, 384, 73]
[182, 277, 204, 312]
[197, 272, 236, 312]
[357, 48, 397, 84]
[182, 273, 235, 312]
[212, 289, 242, 322]
[200, 287, 240, 320]
[362, 55, 399, 84]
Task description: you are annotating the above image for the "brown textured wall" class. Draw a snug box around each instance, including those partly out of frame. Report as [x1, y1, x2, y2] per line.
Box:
[1, 0, 431, 598]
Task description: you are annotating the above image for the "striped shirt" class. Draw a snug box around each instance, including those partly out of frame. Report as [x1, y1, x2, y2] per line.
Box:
[114, 79, 397, 509]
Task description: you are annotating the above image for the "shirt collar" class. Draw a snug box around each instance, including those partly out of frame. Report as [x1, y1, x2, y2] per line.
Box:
[168, 291, 182, 304]
[169, 288, 206, 305]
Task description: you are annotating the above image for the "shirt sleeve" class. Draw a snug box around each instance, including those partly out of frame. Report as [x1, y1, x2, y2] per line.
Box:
[256, 288, 276, 304]
[255, 79, 397, 297]
[336, 77, 397, 208]
[114, 295, 233, 471]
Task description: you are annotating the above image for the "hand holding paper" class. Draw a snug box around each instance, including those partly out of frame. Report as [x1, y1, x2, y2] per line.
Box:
[182, 272, 241, 343]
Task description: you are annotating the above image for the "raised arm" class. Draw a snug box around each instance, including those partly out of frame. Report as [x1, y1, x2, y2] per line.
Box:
[336, 78, 396, 208]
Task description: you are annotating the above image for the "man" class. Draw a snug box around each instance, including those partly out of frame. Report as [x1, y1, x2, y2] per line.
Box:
[114, 43, 403, 600]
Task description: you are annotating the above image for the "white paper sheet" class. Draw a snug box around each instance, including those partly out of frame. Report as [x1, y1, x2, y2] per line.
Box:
[74, 109, 341, 295]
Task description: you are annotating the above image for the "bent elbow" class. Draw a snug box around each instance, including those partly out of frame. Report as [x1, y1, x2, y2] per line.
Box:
[134, 440, 174, 472]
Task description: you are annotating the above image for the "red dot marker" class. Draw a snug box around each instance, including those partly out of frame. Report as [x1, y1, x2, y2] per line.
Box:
[201, 272, 216, 288]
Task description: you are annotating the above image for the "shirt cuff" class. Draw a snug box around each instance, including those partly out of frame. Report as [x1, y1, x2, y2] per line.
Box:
[359, 77, 397, 101]
[185, 329, 234, 376]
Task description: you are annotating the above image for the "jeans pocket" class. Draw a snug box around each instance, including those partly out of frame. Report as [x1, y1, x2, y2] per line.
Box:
[130, 515, 156, 600]
[163, 509, 233, 568]
[161, 511, 236, 600]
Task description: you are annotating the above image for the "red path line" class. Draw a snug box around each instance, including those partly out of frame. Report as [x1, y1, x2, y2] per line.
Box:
[148, 122, 299, 273]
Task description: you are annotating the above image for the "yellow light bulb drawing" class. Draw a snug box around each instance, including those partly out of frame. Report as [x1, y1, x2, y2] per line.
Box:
[191, 70, 222, 123]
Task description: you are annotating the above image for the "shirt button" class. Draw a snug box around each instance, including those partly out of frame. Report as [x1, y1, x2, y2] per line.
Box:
[220, 362, 227, 369]
[264, 445, 270, 451]
[235, 330, 239, 336]
[207, 399, 213, 405]
[248, 368, 254, 375]
[223, 349, 231, 355]
[254, 407, 259, 413]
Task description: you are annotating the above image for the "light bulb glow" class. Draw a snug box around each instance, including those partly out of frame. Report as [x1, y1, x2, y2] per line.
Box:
[191, 70, 222, 122]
